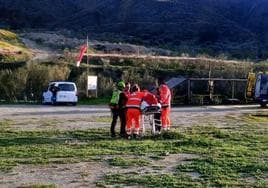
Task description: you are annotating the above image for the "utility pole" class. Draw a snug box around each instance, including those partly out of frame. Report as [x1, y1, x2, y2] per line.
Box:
[86, 35, 89, 98]
[208, 61, 213, 101]
[187, 79, 191, 104]
[231, 80, 235, 99]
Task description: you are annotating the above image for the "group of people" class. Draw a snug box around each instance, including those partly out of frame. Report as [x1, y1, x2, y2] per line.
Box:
[109, 78, 171, 139]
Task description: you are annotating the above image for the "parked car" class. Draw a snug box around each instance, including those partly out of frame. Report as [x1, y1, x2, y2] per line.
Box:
[42, 81, 78, 105]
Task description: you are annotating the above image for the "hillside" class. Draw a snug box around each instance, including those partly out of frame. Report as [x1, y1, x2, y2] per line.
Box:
[0, 0, 268, 59]
[0, 29, 31, 63]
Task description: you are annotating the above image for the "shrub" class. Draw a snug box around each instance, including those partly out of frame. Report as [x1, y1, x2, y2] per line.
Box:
[0, 62, 70, 101]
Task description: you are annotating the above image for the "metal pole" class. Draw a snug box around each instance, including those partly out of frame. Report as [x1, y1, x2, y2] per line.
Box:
[187, 79, 191, 104]
[95, 78, 98, 98]
[86, 35, 89, 98]
[232, 80, 235, 99]
[208, 61, 213, 101]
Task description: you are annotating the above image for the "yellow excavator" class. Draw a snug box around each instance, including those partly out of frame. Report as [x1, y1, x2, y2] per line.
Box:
[246, 73, 268, 107]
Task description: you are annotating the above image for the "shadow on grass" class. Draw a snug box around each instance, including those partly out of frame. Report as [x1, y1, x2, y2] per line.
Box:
[0, 137, 66, 147]
[0, 129, 121, 147]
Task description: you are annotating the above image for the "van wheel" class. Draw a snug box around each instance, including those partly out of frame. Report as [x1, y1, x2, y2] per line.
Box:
[71, 102, 77, 106]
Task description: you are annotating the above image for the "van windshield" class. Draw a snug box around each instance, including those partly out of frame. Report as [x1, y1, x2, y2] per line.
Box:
[260, 75, 268, 96]
[58, 84, 75, 91]
[261, 75, 268, 85]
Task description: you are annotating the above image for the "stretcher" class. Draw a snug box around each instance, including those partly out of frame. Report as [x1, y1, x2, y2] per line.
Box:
[140, 105, 162, 136]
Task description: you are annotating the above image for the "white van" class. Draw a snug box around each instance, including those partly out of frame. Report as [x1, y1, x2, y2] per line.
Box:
[42, 81, 78, 105]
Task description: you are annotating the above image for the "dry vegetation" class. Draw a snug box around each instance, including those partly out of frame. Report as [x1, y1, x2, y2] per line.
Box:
[1, 29, 268, 103]
[0, 29, 31, 63]
[1, 56, 268, 103]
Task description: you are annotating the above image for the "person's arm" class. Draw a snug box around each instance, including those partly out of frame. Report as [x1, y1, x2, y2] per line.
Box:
[109, 91, 119, 109]
[118, 92, 126, 108]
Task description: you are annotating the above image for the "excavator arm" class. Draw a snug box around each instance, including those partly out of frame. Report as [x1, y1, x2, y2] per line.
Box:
[246, 72, 256, 98]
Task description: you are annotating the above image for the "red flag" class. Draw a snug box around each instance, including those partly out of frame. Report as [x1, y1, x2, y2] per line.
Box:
[76, 44, 87, 67]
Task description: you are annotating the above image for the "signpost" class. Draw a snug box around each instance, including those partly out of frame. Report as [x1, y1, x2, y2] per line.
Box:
[87, 76, 98, 97]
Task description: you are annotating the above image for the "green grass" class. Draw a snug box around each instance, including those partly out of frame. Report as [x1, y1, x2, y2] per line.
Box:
[96, 126, 267, 187]
[0, 100, 39, 105]
[78, 97, 110, 105]
[87, 116, 111, 123]
[0, 118, 267, 187]
[97, 173, 204, 187]
[107, 156, 151, 167]
[18, 184, 57, 188]
[246, 113, 268, 124]
[0, 119, 12, 130]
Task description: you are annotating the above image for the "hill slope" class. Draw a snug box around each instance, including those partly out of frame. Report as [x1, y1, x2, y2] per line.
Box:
[1, 0, 268, 59]
[0, 29, 31, 63]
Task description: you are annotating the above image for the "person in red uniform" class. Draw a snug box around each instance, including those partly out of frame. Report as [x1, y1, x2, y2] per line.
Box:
[125, 84, 144, 138]
[142, 90, 159, 106]
[158, 77, 171, 130]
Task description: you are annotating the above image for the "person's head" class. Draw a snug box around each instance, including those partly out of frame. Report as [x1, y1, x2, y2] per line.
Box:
[125, 82, 131, 91]
[117, 81, 125, 91]
[157, 77, 166, 86]
[131, 84, 140, 93]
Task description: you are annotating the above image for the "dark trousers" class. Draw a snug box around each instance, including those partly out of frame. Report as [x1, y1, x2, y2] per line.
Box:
[120, 108, 127, 136]
[110, 108, 126, 136]
[154, 112, 161, 131]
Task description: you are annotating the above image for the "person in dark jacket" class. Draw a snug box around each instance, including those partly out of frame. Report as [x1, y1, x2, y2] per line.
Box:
[110, 81, 126, 137]
[118, 82, 131, 137]
[50, 84, 59, 105]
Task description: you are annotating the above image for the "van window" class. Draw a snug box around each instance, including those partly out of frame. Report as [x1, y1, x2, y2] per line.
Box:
[260, 75, 268, 95]
[58, 84, 75, 91]
[261, 75, 268, 85]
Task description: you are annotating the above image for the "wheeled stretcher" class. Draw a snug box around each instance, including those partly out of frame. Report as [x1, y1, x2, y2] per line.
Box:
[140, 103, 162, 136]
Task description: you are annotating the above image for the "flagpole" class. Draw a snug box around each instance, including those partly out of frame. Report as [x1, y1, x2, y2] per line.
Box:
[86, 35, 89, 98]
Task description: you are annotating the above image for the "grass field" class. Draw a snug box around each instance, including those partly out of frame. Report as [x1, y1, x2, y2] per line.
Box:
[0, 116, 268, 187]
[0, 111, 267, 187]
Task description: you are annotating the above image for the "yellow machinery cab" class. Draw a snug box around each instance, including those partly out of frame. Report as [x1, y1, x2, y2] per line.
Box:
[246, 73, 268, 107]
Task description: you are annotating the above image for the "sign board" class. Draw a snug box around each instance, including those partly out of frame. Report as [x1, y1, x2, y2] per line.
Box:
[87, 76, 97, 90]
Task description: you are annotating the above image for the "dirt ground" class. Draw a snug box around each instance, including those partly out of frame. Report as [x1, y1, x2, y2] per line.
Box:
[0, 104, 267, 187]
[0, 104, 265, 131]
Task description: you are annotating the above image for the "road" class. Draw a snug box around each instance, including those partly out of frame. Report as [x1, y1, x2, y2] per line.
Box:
[0, 104, 266, 132]
[0, 104, 265, 119]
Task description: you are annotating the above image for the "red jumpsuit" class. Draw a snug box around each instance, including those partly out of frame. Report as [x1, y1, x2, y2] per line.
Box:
[126, 91, 144, 135]
[143, 90, 158, 105]
[159, 84, 171, 130]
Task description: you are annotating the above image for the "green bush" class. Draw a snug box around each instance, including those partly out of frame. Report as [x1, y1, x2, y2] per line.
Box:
[0, 62, 70, 101]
